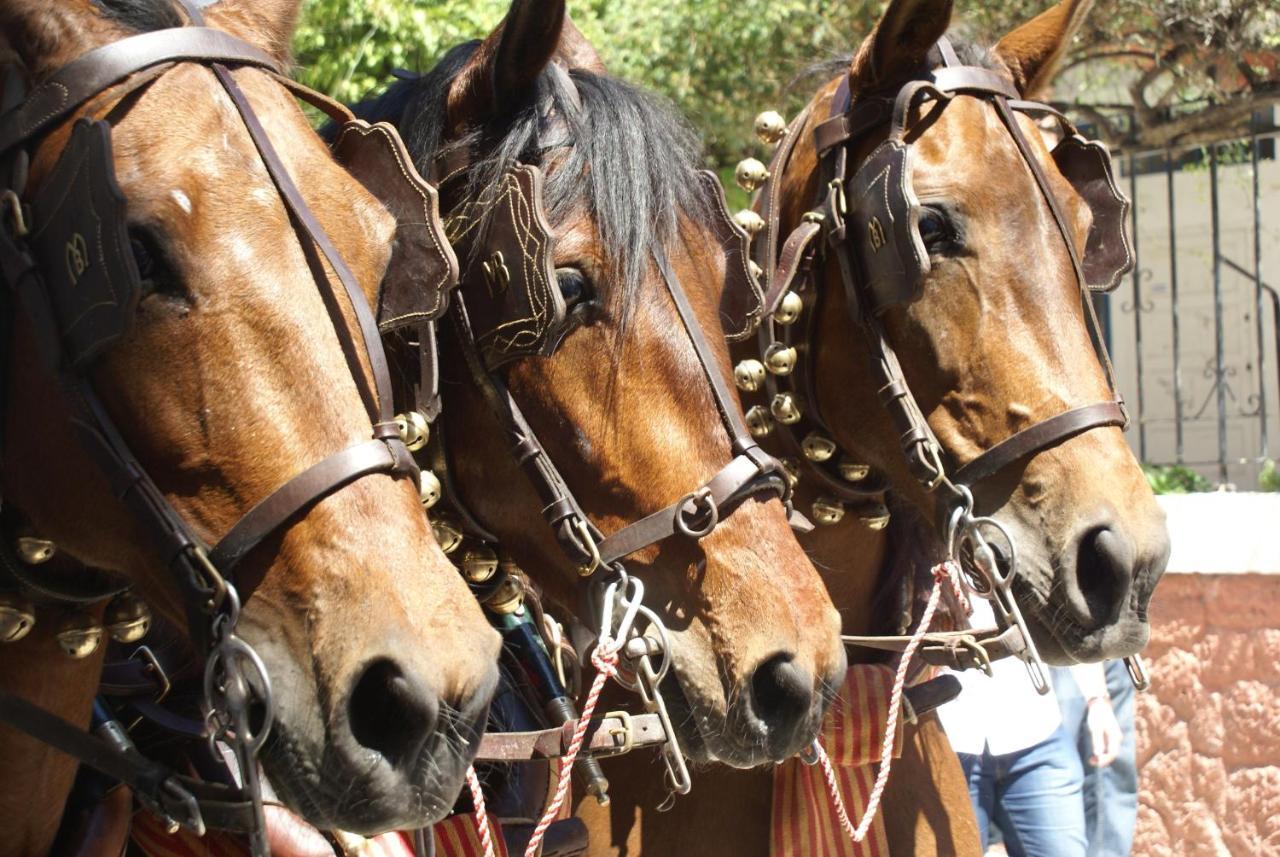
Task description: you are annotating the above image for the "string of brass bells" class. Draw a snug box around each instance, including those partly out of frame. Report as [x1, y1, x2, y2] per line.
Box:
[728, 109, 889, 533]
[3, 534, 153, 657]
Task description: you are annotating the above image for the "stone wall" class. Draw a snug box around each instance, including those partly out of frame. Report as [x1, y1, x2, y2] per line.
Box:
[1134, 572, 1280, 855]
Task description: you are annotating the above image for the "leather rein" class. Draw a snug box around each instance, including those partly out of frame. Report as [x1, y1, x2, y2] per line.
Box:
[0, 6, 418, 850]
[748, 41, 1136, 691]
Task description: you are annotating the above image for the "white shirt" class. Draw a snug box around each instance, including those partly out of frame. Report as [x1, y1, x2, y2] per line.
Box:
[935, 599, 1063, 755]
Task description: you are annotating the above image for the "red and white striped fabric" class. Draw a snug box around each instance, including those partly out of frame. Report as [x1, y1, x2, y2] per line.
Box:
[433, 813, 508, 857]
[770, 664, 902, 857]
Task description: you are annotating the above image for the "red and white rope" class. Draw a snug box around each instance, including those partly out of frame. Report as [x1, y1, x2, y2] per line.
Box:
[466, 765, 496, 857]
[817, 559, 959, 844]
[522, 642, 622, 857]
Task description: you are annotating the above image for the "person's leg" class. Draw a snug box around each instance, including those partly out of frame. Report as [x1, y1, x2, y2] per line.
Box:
[990, 725, 1087, 857]
[1088, 660, 1137, 856]
[1053, 666, 1101, 847]
[958, 750, 994, 849]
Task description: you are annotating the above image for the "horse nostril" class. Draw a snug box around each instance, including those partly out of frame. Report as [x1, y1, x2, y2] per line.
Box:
[1071, 526, 1133, 627]
[348, 659, 438, 769]
[749, 653, 813, 737]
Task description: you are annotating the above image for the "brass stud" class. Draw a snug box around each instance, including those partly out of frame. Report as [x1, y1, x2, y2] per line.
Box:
[754, 110, 787, 145]
[395, 411, 430, 452]
[431, 517, 464, 555]
[745, 406, 774, 439]
[811, 497, 846, 526]
[779, 457, 801, 488]
[763, 342, 797, 376]
[734, 359, 766, 393]
[770, 393, 801, 425]
[856, 502, 891, 530]
[104, 593, 151, 644]
[461, 546, 499, 584]
[0, 592, 35, 643]
[748, 260, 764, 281]
[734, 158, 770, 192]
[15, 536, 55, 565]
[839, 459, 871, 482]
[801, 432, 837, 462]
[774, 291, 803, 325]
[55, 612, 103, 659]
[419, 470, 442, 509]
[734, 209, 766, 236]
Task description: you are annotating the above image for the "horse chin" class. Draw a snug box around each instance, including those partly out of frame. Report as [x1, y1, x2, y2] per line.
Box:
[259, 703, 486, 835]
[1014, 575, 1153, 665]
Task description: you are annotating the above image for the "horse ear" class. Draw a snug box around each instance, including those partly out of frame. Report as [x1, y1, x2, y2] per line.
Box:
[993, 0, 1093, 97]
[556, 13, 606, 73]
[205, 0, 304, 65]
[849, 0, 953, 89]
[447, 0, 566, 132]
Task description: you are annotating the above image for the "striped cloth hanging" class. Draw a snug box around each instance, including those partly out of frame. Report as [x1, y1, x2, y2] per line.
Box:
[770, 663, 902, 857]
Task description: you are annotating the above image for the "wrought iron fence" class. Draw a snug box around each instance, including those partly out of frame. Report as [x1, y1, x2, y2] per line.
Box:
[1101, 118, 1279, 488]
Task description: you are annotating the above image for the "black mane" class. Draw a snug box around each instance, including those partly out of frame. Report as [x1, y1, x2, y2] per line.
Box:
[355, 42, 714, 310]
[799, 37, 1001, 96]
[94, 0, 183, 32]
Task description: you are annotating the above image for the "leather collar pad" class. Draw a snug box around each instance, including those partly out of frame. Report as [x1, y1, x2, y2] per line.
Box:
[447, 165, 563, 368]
[845, 140, 930, 311]
[30, 119, 141, 368]
[331, 119, 459, 330]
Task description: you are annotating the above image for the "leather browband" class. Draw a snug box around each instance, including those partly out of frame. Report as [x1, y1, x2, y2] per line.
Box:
[0, 28, 279, 155]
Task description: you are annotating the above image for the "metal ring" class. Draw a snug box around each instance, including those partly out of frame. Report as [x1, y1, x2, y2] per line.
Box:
[674, 487, 718, 539]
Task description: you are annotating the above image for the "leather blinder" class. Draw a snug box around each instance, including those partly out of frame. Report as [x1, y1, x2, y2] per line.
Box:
[28, 119, 141, 368]
[331, 120, 459, 331]
[704, 170, 765, 340]
[446, 165, 563, 368]
[845, 140, 930, 310]
[1051, 134, 1134, 293]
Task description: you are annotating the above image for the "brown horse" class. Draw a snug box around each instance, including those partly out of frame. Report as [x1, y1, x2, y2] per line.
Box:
[0, 1, 500, 851]
[577, 0, 1169, 853]
[361, 0, 847, 772]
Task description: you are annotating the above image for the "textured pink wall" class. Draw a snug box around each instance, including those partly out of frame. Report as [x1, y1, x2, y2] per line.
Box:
[1135, 573, 1280, 856]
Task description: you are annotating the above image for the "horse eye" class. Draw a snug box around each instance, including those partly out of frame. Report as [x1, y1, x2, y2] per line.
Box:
[129, 233, 158, 280]
[128, 228, 184, 298]
[918, 207, 955, 252]
[556, 267, 593, 308]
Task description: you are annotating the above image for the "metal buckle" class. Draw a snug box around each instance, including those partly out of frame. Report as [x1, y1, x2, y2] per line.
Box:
[134, 776, 204, 837]
[131, 644, 172, 704]
[600, 709, 635, 756]
[949, 634, 993, 677]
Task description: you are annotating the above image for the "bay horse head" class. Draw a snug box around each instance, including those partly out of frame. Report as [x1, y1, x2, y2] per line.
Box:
[362, 0, 846, 766]
[0, 0, 498, 840]
[741, 0, 1169, 666]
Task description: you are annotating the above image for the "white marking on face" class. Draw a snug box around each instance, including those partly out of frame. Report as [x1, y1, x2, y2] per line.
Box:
[171, 189, 193, 214]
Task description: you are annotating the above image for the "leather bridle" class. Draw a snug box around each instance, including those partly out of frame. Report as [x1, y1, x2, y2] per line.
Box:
[0, 5, 418, 849]
[741, 39, 1137, 691]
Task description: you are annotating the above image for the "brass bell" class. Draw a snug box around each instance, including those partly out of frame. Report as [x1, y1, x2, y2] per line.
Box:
[104, 592, 151, 644]
[735, 158, 770, 192]
[55, 612, 103, 659]
[763, 342, 797, 376]
[431, 517, 464, 555]
[745, 406, 774, 439]
[839, 459, 871, 482]
[461, 546, 499, 584]
[486, 576, 524, 615]
[812, 497, 846, 526]
[734, 359, 766, 393]
[770, 393, 801, 425]
[754, 110, 787, 145]
[748, 260, 764, 281]
[774, 291, 803, 325]
[419, 470, 442, 509]
[779, 457, 801, 488]
[856, 502, 891, 531]
[734, 209, 766, 236]
[0, 592, 35, 643]
[15, 536, 55, 565]
[801, 432, 837, 462]
[395, 411, 430, 452]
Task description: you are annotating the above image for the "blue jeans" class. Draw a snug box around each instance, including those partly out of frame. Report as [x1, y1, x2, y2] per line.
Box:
[958, 725, 1087, 857]
[1054, 661, 1138, 856]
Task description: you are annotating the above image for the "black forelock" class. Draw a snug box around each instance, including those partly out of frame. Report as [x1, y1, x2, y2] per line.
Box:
[93, 0, 184, 32]
[355, 42, 715, 316]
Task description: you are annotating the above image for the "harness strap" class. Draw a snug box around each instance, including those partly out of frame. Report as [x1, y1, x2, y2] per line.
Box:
[474, 711, 665, 761]
[0, 28, 278, 155]
[953, 401, 1127, 486]
[843, 624, 1025, 674]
